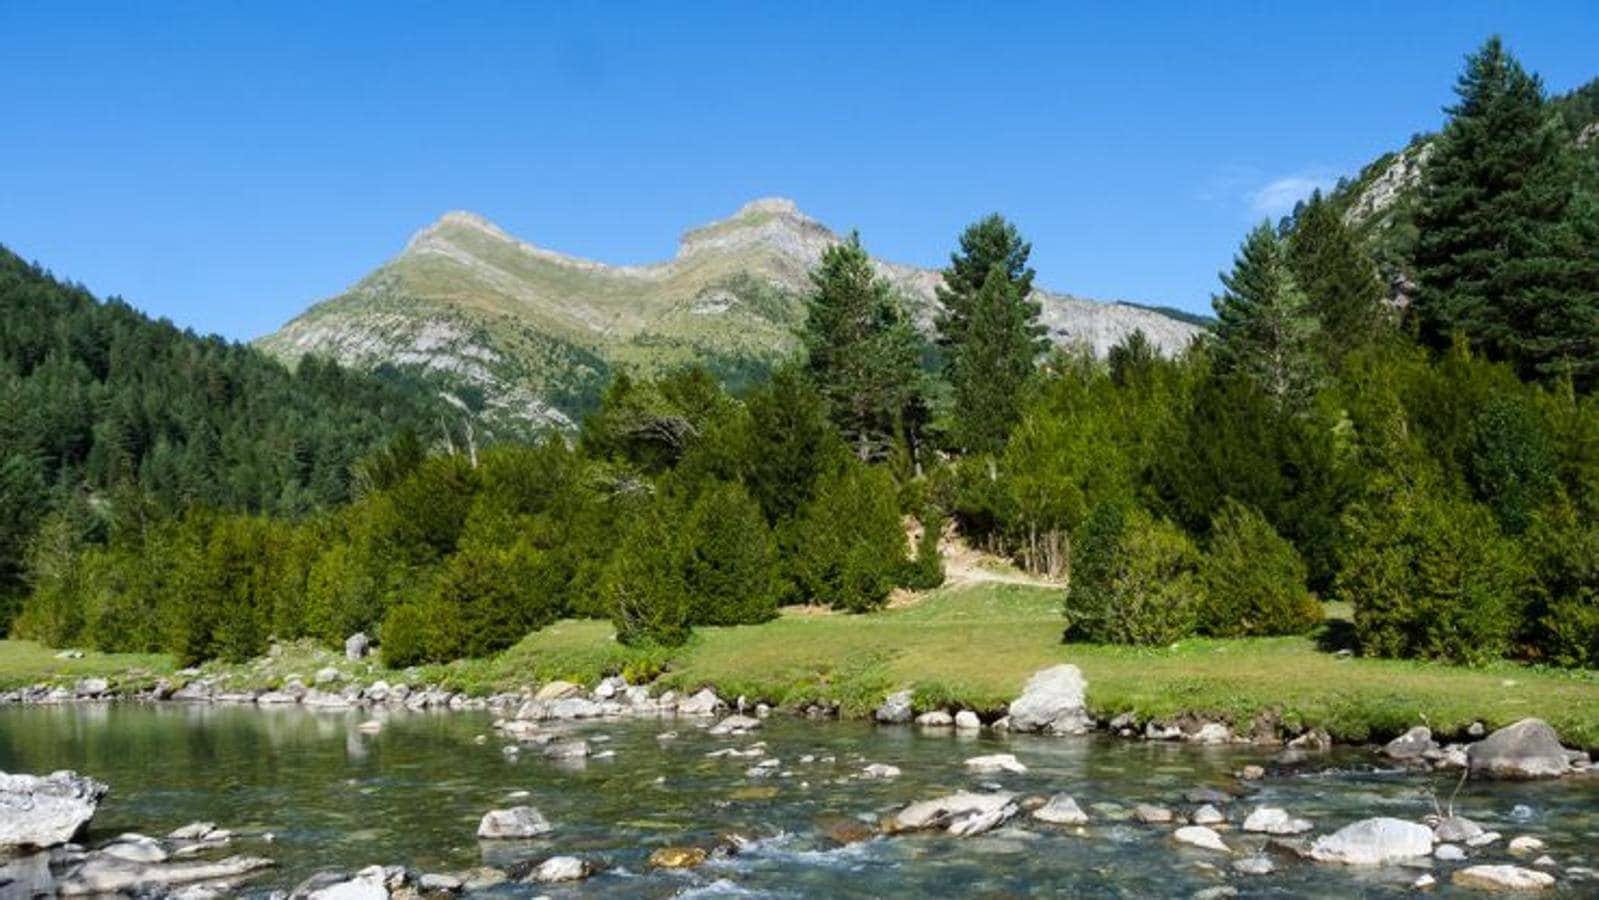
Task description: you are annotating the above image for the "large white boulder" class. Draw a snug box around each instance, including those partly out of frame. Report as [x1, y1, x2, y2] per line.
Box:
[1309, 818, 1434, 865]
[1468, 719, 1579, 779]
[889, 791, 1019, 837]
[0, 771, 108, 850]
[1006, 665, 1091, 735]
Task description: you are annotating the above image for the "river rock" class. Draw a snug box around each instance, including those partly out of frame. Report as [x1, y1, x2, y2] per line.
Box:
[542, 740, 590, 760]
[1191, 804, 1226, 826]
[1434, 816, 1485, 843]
[676, 689, 725, 717]
[1467, 719, 1576, 779]
[1242, 807, 1313, 836]
[1135, 804, 1174, 824]
[1383, 726, 1437, 761]
[418, 872, 462, 892]
[1174, 825, 1230, 853]
[954, 710, 982, 730]
[1508, 835, 1546, 856]
[1007, 665, 1091, 735]
[529, 856, 590, 883]
[889, 791, 1019, 837]
[964, 753, 1026, 774]
[861, 763, 901, 779]
[1234, 856, 1275, 875]
[874, 690, 914, 724]
[1308, 817, 1433, 865]
[0, 770, 108, 849]
[648, 846, 708, 868]
[1436, 843, 1466, 861]
[1032, 794, 1089, 825]
[304, 866, 392, 900]
[343, 633, 370, 661]
[102, 833, 169, 864]
[75, 678, 109, 698]
[709, 714, 762, 736]
[168, 822, 218, 841]
[916, 710, 953, 727]
[57, 855, 274, 896]
[1188, 722, 1232, 744]
[477, 807, 552, 839]
[1451, 864, 1556, 891]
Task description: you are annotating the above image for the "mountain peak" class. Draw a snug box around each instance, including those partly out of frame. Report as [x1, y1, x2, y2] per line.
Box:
[730, 196, 803, 218]
[677, 197, 833, 262]
[404, 210, 514, 254]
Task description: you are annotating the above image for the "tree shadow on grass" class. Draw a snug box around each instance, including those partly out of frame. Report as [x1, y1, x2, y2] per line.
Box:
[1315, 619, 1359, 654]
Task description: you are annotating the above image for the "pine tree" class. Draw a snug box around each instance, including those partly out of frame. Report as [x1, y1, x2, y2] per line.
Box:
[1413, 37, 1599, 387]
[935, 216, 1047, 452]
[802, 233, 927, 461]
[1287, 191, 1390, 366]
[1212, 223, 1324, 409]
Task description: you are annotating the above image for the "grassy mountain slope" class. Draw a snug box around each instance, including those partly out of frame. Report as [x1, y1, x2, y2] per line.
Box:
[259, 199, 1204, 434]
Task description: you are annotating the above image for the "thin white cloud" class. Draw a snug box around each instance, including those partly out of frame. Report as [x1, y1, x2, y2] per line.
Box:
[1246, 174, 1335, 218]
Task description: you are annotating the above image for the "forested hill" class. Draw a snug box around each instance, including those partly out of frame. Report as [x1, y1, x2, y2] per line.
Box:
[0, 245, 452, 609]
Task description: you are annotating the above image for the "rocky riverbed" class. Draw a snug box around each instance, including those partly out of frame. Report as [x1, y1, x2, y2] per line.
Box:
[3, 667, 1597, 898]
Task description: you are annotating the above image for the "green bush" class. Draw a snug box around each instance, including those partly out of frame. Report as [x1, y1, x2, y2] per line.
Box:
[788, 462, 908, 612]
[1520, 502, 1599, 667]
[1198, 499, 1320, 637]
[1339, 483, 1526, 665]
[900, 505, 946, 590]
[1065, 503, 1204, 645]
[603, 500, 694, 646]
[684, 481, 778, 625]
[379, 600, 435, 669]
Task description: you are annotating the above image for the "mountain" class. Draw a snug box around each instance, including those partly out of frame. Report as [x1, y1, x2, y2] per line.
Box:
[258, 199, 1204, 434]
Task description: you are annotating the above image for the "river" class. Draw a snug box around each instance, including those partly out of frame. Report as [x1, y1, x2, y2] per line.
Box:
[2, 704, 1596, 897]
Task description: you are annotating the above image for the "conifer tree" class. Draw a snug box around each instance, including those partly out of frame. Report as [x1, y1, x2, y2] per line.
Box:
[1287, 191, 1389, 366]
[935, 216, 1047, 452]
[801, 233, 927, 461]
[1413, 37, 1599, 387]
[1212, 223, 1324, 408]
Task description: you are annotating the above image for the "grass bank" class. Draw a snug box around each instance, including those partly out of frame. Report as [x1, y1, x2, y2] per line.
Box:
[5, 581, 1598, 747]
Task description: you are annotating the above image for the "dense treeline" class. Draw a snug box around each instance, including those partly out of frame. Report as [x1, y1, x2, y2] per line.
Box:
[8, 38, 1599, 673]
[0, 246, 454, 625]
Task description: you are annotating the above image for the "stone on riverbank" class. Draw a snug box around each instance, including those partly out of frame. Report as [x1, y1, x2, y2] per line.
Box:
[1451, 864, 1556, 891]
[476, 807, 552, 839]
[873, 690, 913, 724]
[915, 710, 953, 727]
[1032, 794, 1089, 825]
[1006, 665, 1091, 735]
[1308, 818, 1433, 865]
[344, 633, 370, 661]
[0, 770, 108, 850]
[1382, 726, 1437, 761]
[889, 791, 1019, 837]
[1468, 719, 1579, 779]
[676, 689, 725, 717]
[954, 710, 982, 730]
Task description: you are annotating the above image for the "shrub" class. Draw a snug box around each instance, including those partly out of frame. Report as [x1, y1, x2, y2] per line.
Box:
[1065, 503, 1203, 645]
[379, 600, 436, 668]
[1338, 483, 1525, 665]
[788, 462, 908, 612]
[603, 500, 694, 646]
[1520, 502, 1599, 667]
[1198, 499, 1320, 637]
[684, 481, 778, 626]
[900, 505, 946, 590]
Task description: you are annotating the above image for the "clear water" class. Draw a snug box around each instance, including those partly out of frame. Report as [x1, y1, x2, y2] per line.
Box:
[2, 704, 1596, 897]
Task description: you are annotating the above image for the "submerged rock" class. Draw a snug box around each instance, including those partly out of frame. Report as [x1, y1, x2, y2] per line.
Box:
[0, 770, 109, 850]
[964, 753, 1027, 774]
[1468, 719, 1579, 779]
[1032, 794, 1089, 826]
[1451, 864, 1556, 891]
[873, 690, 913, 724]
[889, 791, 1019, 837]
[1308, 818, 1433, 865]
[860, 763, 901, 779]
[102, 834, 169, 864]
[476, 807, 552, 839]
[708, 714, 762, 736]
[57, 855, 273, 896]
[648, 846, 708, 868]
[1007, 665, 1091, 735]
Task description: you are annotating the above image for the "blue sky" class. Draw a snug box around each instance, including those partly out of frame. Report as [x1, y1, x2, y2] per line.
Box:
[3, 2, 1596, 340]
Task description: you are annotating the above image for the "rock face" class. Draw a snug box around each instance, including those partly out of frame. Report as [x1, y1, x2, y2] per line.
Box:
[1006, 665, 1091, 735]
[1309, 818, 1434, 865]
[0, 771, 109, 850]
[873, 690, 913, 724]
[1468, 719, 1577, 779]
[1451, 865, 1556, 891]
[889, 791, 1019, 837]
[476, 807, 552, 839]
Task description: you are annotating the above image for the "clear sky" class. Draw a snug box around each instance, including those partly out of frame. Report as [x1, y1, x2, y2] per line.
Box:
[3, 2, 1596, 340]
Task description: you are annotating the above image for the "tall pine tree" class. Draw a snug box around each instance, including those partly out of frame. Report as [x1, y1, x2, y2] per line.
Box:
[1412, 37, 1599, 388]
[1287, 191, 1390, 366]
[935, 215, 1047, 452]
[801, 233, 926, 461]
[1212, 223, 1324, 409]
